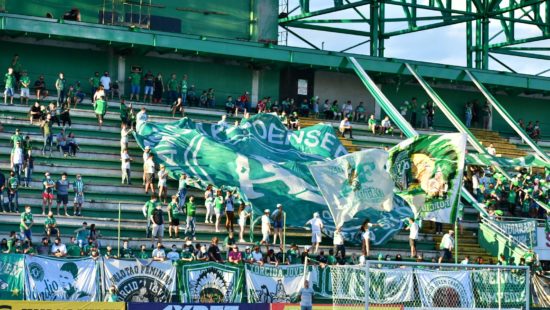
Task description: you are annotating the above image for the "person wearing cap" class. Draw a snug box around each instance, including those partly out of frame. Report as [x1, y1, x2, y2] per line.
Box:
[251, 245, 264, 265]
[305, 212, 324, 254]
[144, 153, 156, 195]
[10, 139, 24, 183]
[261, 209, 272, 245]
[438, 230, 455, 264]
[157, 164, 168, 203]
[181, 241, 195, 262]
[228, 244, 242, 264]
[271, 204, 285, 248]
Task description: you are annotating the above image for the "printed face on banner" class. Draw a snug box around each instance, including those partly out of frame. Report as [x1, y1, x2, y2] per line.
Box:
[180, 263, 242, 303]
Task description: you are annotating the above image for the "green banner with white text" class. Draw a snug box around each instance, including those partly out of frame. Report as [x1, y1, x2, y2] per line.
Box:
[0, 254, 25, 300]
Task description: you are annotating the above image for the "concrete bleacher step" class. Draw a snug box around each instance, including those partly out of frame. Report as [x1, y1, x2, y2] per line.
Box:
[470, 128, 527, 158]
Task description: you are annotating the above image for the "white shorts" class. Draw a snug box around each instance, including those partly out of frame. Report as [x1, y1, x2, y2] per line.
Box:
[158, 181, 167, 188]
[312, 231, 322, 243]
[21, 88, 30, 97]
[214, 207, 222, 216]
[74, 194, 84, 205]
[152, 224, 164, 237]
[262, 230, 270, 242]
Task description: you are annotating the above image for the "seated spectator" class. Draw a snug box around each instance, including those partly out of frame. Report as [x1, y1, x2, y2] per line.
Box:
[208, 237, 223, 263]
[299, 98, 310, 117]
[104, 245, 116, 259]
[257, 98, 267, 114]
[243, 246, 253, 263]
[368, 114, 378, 134]
[67, 237, 82, 257]
[486, 143, 496, 156]
[339, 117, 353, 139]
[266, 249, 279, 266]
[66, 132, 79, 157]
[251, 245, 264, 265]
[29, 102, 42, 125]
[289, 112, 300, 130]
[279, 111, 289, 127]
[196, 245, 209, 261]
[330, 101, 341, 120]
[171, 97, 185, 118]
[531, 121, 540, 141]
[354, 102, 366, 122]
[321, 100, 331, 119]
[137, 244, 149, 259]
[341, 101, 353, 119]
[379, 116, 394, 135]
[181, 242, 195, 262]
[225, 96, 235, 115]
[228, 244, 242, 264]
[166, 244, 180, 262]
[51, 237, 67, 257]
[45, 212, 60, 238]
[152, 242, 166, 261]
[36, 238, 51, 256]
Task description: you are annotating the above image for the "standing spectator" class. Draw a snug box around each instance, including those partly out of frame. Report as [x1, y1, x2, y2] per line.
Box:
[225, 190, 235, 232]
[23, 150, 34, 187]
[41, 115, 54, 157]
[153, 73, 164, 103]
[207, 237, 223, 262]
[157, 164, 168, 203]
[167, 195, 181, 239]
[261, 209, 271, 245]
[151, 202, 164, 245]
[0, 170, 5, 213]
[119, 101, 129, 125]
[144, 153, 156, 194]
[128, 69, 142, 101]
[10, 140, 24, 182]
[405, 217, 419, 258]
[34, 75, 47, 100]
[7, 171, 19, 213]
[42, 172, 55, 215]
[20, 205, 34, 244]
[73, 174, 84, 216]
[120, 123, 133, 153]
[180, 74, 188, 105]
[29, 102, 42, 124]
[55, 173, 70, 216]
[306, 212, 323, 254]
[271, 204, 285, 248]
[74, 222, 89, 248]
[94, 96, 107, 130]
[410, 98, 418, 128]
[166, 74, 179, 105]
[177, 174, 190, 210]
[45, 211, 60, 238]
[465, 102, 473, 128]
[237, 202, 250, 243]
[298, 280, 314, 310]
[185, 196, 197, 241]
[426, 101, 435, 129]
[214, 190, 224, 232]
[142, 146, 151, 186]
[19, 71, 31, 105]
[51, 238, 67, 257]
[111, 80, 120, 100]
[333, 226, 345, 258]
[121, 149, 133, 185]
[55, 72, 66, 104]
[89, 72, 100, 102]
[10, 128, 24, 148]
[143, 70, 154, 103]
[48, 102, 61, 127]
[339, 117, 353, 139]
[100, 72, 112, 97]
[60, 100, 71, 128]
[438, 230, 454, 264]
[482, 102, 491, 129]
[360, 219, 379, 258]
[204, 184, 215, 224]
[4, 67, 15, 105]
[142, 195, 159, 238]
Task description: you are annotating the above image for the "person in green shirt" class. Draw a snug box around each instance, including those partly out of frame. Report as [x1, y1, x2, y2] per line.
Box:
[368, 114, 378, 134]
[55, 72, 66, 104]
[7, 171, 19, 213]
[10, 128, 23, 149]
[168, 195, 181, 239]
[67, 237, 82, 257]
[181, 243, 195, 262]
[137, 244, 149, 259]
[121, 240, 134, 258]
[20, 205, 34, 244]
[206, 88, 215, 108]
[120, 101, 129, 124]
[94, 96, 107, 130]
[45, 211, 60, 238]
[74, 221, 89, 248]
[128, 69, 142, 101]
[327, 249, 337, 265]
[3, 231, 17, 254]
[286, 244, 301, 265]
[142, 195, 160, 238]
[166, 74, 179, 105]
[180, 74, 188, 104]
[89, 71, 100, 102]
[4, 67, 15, 105]
[19, 71, 31, 105]
[23, 240, 35, 255]
[185, 196, 197, 240]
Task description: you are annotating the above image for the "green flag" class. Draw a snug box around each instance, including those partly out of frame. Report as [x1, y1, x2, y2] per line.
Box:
[0, 254, 24, 300]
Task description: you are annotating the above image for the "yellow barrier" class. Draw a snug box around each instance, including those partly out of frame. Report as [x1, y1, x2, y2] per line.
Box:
[0, 301, 125, 310]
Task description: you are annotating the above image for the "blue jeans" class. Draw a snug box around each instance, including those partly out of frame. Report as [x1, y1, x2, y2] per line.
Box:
[24, 167, 32, 186]
[167, 91, 177, 105]
[0, 190, 4, 212]
[177, 188, 187, 209]
[7, 191, 18, 212]
[57, 89, 65, 104]
[185, 216, 195, 238]
[43, 134, 53, 155]
[465, 113, 472, 127]
[13, 163, 23, 183]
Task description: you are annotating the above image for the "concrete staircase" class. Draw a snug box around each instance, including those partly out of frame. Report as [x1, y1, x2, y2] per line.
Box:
[470, 128, 527, 158]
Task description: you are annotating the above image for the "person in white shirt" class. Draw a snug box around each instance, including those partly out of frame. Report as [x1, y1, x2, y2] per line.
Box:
[142, 146, 151, 186]
[251, 245, 264, 265]
[120, 123, 133, 152]
[166, 245, 180, 262]
[100, 71, 112, 94]
[486, 143, 496, 156]
[136, 107, 148, 127]
[217, 115, 229, 128]
[405, 217, 419, 258]
[339, 117, 353, 139]
[10, 141, 24, 181]
[333, 226, 345, 258]
[157, 164, 168, 203]
[121, 149, 133, 185]
[144, 153, 156, 194]
[438, 230, 455, 264]
[51, 237, 67, 257]
[152, 242, 166, 261]
[261, 209, 271, 245]
[460, 256, 470, 265]
[341, 101, 353, 118]
[379, 116, 394, 135]
[361, 219, 380, 258]
[306, 212, 323, 254]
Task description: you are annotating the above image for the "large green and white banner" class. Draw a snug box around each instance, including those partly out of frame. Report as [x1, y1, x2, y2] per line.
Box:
[245, 264, 306, 303]
[416, 270, 473, 308]
[25, 256, 99, 301]
[180, 262, 243, 303]
[0, 254, 24, 300]
[472, 269, 527, 308]
[103, 259, 177, 302]
[388, 133, 467, 223]
[309, 149, 394, 227]
[492, 218, 538, 247]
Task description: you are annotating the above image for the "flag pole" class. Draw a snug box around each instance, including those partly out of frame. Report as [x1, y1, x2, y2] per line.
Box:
[283, 212, 287, 264]
[117, 202, 121, 257]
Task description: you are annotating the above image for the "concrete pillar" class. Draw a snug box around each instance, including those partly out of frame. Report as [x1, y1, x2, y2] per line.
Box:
[117, 56, 126, 95]
[251, 70, 260, 108]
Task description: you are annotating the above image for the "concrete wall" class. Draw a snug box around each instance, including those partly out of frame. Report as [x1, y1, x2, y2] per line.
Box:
[313, 70, 379, 117]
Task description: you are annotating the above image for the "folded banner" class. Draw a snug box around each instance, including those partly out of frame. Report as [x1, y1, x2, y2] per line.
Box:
[0, 254, 24, 300]
[532, 274, 550, 308]
[472, 269, 526, 308]
[492, 218, 538, 246]
[25, 256, 99, 301]
[134, 114, 346, 234]
[103, 258, 177, 302]
[309, 149, 394, 227]
[415, 270, 473, 308]
[388, 133, 467, 223]
[369, 267, 415, 304]
[466, 153, 550, 168]
[180, 262, 243, 303]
